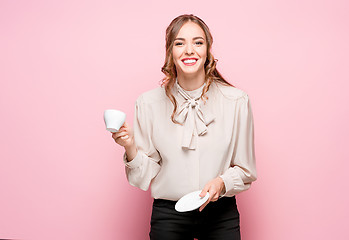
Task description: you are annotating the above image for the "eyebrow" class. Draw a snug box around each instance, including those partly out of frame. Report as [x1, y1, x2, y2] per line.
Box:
[174, 37, 205, 41]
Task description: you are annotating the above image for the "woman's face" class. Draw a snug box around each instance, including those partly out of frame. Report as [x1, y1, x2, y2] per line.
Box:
[172, 21, 207, 77]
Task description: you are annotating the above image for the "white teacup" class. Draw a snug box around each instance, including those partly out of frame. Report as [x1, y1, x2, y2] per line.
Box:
[104, 109, 126, 133]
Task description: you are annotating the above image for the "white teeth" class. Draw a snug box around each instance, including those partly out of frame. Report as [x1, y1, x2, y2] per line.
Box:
[183, 59, 197, 64]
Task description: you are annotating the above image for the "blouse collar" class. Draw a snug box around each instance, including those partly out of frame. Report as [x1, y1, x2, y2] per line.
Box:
[173, 78, 216, 150]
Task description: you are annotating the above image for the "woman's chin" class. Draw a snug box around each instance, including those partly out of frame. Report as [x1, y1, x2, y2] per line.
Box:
[179, 67, 204, 76]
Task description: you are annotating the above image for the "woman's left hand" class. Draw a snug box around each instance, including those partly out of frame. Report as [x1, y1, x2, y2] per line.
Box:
[199, 177, 226, 212]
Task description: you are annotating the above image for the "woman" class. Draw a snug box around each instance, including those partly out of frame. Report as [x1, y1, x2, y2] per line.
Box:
[112, 14, 257, 240]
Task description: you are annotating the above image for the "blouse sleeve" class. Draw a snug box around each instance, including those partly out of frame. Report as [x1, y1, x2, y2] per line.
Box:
[219, 93, 257, 197]
[122, 95, 162, 191]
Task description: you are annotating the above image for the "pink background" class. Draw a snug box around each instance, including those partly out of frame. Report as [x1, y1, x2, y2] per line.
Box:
[1, 0, 348, 239]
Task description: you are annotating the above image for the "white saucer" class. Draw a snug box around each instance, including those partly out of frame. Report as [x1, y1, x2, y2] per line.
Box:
[175, 190, 210, 212]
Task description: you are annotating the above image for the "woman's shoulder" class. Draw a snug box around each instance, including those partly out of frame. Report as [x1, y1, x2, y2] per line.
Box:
[213, 80, 249, 101]
[136, 85, 168, 105]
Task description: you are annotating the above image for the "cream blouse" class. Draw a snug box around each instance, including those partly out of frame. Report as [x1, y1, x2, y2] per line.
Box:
[122, 79, 257, 201]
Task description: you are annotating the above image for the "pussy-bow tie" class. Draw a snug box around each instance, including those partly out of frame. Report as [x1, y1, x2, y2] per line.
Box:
[174, 81, 215, 150]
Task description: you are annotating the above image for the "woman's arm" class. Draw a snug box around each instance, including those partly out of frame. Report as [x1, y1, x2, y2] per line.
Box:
[219, 93, 257, 197]
[125, 143, 137, 162]
[122, 95, 162, 191]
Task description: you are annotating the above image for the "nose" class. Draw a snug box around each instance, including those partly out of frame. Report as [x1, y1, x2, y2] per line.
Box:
[185, 44, 194, 55]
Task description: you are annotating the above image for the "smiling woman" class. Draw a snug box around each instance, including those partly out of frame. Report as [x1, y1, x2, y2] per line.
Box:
[172, 23, 207, 77]
[112, 13, 257, 240]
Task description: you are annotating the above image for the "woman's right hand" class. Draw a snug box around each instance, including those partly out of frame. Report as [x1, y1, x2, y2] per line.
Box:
[111, 121, 134, 148]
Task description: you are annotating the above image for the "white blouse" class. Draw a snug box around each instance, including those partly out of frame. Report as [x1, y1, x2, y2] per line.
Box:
[123, 79, 257, 201]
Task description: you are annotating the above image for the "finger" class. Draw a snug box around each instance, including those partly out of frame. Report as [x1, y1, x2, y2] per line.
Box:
[199, 198, 210, 212]
[199, 186, 209, 198]
[120, 135, 129, 139]
[209, 190, 215, 202]
[202, 188, 214, 204]
[211, 192, 220, 201]
[113, 129, 128, 137]
[113, 131, 128, 140]
[117, 128, 125, 133]
[199, 188, 214, 212]
[116, 131, 128, 138]
[118, 126, 128, 131]
[208, 187, 219, 201]
[123, 122, 128, 128]
[119, 123, 130, 132]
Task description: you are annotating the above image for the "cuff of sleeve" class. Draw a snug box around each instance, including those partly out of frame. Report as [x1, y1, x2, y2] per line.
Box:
[219, 174, 231, 197]
[123, 150, 142, 169]
[219, 168, 246, 197]
[219, 170, 240, 197]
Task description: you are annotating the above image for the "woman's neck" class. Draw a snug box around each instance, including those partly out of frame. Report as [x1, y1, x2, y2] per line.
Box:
[176, 71, 206, 91]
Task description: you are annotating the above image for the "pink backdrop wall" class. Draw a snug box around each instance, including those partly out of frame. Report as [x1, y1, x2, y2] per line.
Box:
[1, 0, 348, 239]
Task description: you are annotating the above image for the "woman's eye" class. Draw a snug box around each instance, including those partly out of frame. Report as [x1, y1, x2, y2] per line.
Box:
[174, 42, 203, 46]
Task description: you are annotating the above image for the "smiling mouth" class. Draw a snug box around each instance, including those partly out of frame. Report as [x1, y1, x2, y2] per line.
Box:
[182, 58, 198, 66]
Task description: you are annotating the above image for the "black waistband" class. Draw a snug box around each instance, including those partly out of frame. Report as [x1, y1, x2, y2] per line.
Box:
[153, 195, 236, 207]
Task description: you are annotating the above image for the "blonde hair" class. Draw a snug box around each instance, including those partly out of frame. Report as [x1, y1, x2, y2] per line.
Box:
[160, 14, 234, 124]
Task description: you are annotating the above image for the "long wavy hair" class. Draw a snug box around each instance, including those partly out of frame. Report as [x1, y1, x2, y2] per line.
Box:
[160, 14, 234, 125]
